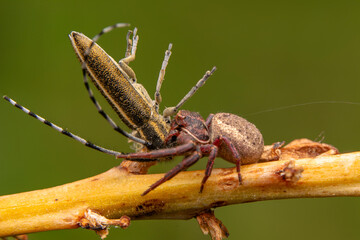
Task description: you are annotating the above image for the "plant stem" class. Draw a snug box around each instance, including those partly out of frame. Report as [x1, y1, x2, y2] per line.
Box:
[1, 151, 360, 237]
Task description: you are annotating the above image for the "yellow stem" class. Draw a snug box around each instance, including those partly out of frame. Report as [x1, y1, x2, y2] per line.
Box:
[1, 151, 360, 237]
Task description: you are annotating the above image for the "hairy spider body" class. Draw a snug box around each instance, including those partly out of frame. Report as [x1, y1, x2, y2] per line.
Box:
[117, 110, 264, 195]
[209, 113, 264, 164]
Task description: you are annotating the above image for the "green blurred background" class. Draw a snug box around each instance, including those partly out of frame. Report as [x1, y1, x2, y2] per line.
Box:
[1, 0, 360, 239]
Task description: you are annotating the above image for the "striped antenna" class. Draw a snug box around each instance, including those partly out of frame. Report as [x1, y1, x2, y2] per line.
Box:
[80, 23, 150, 147]
[3, 96, 123, 157]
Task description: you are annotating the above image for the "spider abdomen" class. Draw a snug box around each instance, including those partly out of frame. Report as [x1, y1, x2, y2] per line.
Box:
[209, 113, 264, 165]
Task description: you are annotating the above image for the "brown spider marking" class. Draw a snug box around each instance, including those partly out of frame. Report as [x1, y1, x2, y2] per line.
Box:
[117, 110, 264, 195]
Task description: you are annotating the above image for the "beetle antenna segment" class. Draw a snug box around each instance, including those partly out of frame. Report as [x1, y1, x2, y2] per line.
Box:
[3, 96, 123, 157]
[80, 23, 150, 147]
[154, 43, 173, 112]
[163, 66, 217, 117]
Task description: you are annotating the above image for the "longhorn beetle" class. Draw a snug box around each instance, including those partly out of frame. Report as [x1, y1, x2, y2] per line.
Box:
[69, 24, 215, 151]
[4, 23, 265, 196]
[4, 23, 215, 157]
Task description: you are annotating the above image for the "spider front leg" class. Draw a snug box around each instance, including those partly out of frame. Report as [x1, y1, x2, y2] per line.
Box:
[205, 114, 214, 128]
[213, 136, 243, 184]
[199, 144, 218, 193]
[142, 147, 202, 196]
[116, 142, 195, 161]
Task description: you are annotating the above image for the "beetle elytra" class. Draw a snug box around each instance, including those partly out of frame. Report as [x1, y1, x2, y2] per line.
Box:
[4, 23, 215, 158]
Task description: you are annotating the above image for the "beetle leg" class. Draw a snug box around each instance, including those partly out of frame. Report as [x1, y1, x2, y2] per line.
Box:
[199, 145, 218, 193]
[116, 142, 195, 160]
[142, 147, 202, 195]
[124, 30, 133, 58]
[120, 27, 138, 64]
[154, 43, 173, 113]
[119, 27, 138, 81]
[213, 136, 243, 184]
[163, 66, 217, 118]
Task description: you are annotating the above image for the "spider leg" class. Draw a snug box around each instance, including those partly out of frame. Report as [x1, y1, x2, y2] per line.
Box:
[116, 142, 195, 160]
[142, 148, 202, 196]
[199, 145, 218, 193]
[164, 129, 180, 144]
[205, 114, 214, 128]
[235, 159, 241, 183]
[213, 136, 242, 184]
